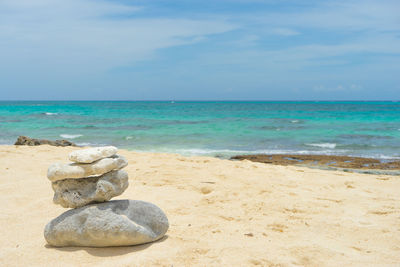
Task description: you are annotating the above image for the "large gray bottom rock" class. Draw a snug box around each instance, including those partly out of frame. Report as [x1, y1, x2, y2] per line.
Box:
[69, 146, 118, 163]
[47, 155, 128, 182]
[44, 200, 169, 247]
[52, 170, 129, 208]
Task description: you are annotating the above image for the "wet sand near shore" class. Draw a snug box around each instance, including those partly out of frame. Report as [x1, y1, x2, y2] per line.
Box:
[231, 154, 400, 175]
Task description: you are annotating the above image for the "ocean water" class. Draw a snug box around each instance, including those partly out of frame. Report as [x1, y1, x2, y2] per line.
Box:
[1, 101, 400, 159]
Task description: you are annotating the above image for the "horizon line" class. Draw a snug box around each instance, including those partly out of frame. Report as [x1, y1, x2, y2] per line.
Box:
[0, 100, 399, 102]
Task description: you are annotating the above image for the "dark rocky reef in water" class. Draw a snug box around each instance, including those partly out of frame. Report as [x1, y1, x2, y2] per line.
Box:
[231, 154, 400, 175]
[14, 136, 76, 147]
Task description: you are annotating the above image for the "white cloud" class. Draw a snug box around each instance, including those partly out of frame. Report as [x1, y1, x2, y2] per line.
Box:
[269, 28, 300, 36]
[313, 84, 363, 92]
[0, 0, 236, 76]
[251, 0, 400, 32]
[0, 0, 141, 23]
[0, 0, 399, 100]
[215, 0, 400, 68]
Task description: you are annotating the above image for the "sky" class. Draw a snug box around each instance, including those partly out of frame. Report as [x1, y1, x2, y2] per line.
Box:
[0, 0, 399, 100]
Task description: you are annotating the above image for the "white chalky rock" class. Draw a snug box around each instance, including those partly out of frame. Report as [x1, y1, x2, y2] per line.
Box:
[47, 155, 128, 182]
[52, 170, 129, 208]
[69, 146, 118, 163]
[44, 200, 169, 247]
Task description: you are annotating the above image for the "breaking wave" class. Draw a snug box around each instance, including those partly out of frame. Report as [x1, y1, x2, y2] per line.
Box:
[306, 143, 336, 149]
[60, 134, 83, 139]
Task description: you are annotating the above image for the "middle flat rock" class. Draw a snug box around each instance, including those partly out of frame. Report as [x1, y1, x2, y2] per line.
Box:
[52, 170, 129, 208]
[47, 155, 128, 182]
[44, 200, 169, 247]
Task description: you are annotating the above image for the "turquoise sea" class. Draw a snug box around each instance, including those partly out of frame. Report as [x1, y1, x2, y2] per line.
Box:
[1, 101, 399, 159]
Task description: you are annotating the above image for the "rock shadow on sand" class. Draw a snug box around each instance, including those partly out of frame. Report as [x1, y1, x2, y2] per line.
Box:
[44, 235, 168, 257]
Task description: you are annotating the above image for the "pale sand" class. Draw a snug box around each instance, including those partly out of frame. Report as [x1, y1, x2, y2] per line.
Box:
[0, 145, 399, 267]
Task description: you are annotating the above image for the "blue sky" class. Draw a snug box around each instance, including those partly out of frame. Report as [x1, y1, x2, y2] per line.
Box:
[0, 0, 399, 100]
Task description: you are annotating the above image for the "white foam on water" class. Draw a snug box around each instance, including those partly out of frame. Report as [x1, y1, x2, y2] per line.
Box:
[306, 143, 336, 149]
[176, 148, 244, 155]
[130, 147, 398, 160]
[60, 134, 83, 139]
[125, 136, 134, 140]
[0, 139, 10, 145]
[172, 148, 348, 156]
[376, 154, 400, 160]
[44, 112, 58, 115]
[75, 142, 108, 147]
[76, 142, 92, 146]
[291, 120, 299, 123]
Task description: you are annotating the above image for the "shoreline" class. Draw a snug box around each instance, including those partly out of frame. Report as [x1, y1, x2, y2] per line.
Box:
[231, 154, 400, 176]
[8, 141, 400, 175]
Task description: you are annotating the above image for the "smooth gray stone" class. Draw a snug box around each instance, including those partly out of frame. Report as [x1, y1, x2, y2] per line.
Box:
[69, 146, 118, 163]
[52, 170, 129, 208]
[44, 200, 169, 247]
[47, 155, 128, 182]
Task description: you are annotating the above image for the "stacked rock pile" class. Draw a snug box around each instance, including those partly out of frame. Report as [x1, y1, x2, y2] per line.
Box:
[44, 146, 169, 247]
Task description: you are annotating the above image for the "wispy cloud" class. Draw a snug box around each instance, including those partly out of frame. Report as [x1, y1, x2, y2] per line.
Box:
[249, 0, 400, 32]
[0, 0, 236, 75]
[0, 0, 399, 100]
[313, 84, 363, 92]
[269, 28, 300, 36]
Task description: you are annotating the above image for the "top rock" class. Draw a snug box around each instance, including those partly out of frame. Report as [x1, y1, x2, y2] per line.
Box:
[69, 146, 118, 163]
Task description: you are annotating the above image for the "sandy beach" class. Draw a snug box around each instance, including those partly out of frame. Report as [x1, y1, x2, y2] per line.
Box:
[0, 145, 399, 266]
